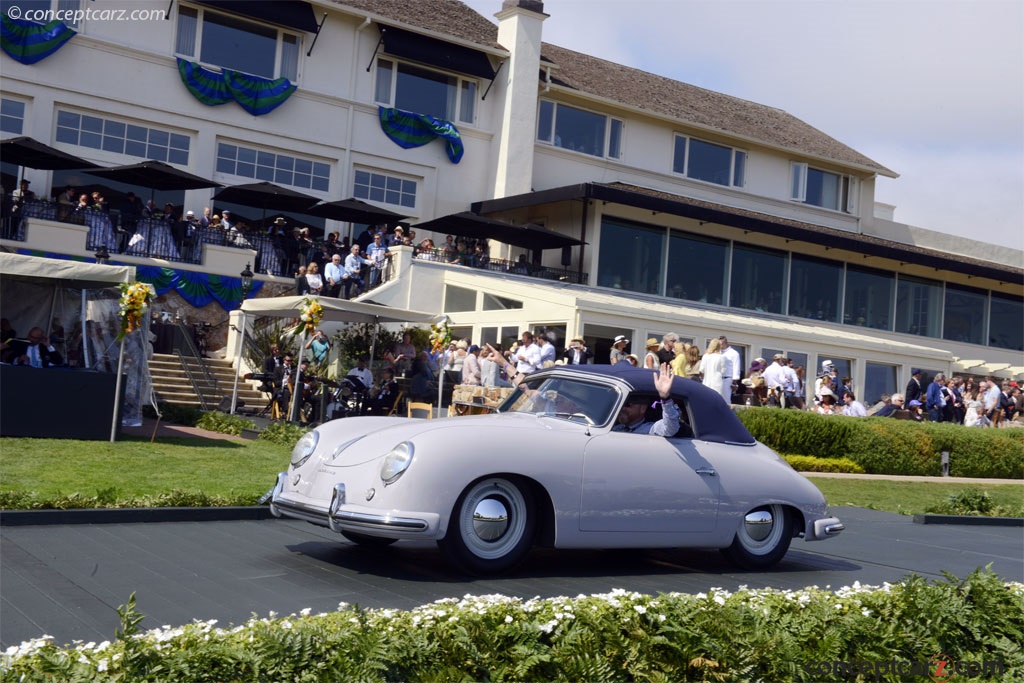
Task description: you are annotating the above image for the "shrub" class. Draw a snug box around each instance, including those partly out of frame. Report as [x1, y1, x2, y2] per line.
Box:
[3, 570, 1020, 682]
[0, 489, 260, 510]
[926, 488, 1024, 518]
[258, 422, 309, 446]
[739, 408, 1024, 478]
[783, 454, 865, 473]
[196, 411, 255, 436]
[149, 402, 204, 427]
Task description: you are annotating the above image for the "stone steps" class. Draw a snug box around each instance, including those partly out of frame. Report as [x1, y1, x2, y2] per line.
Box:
[150, 353, 266, 409]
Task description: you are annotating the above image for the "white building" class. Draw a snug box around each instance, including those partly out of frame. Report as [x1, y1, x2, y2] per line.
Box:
[2, 0, 1021, 404]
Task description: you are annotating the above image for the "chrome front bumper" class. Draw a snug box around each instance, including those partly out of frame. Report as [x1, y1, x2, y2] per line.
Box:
[269, 472, 438, 538]
[806, 515, 845, 541]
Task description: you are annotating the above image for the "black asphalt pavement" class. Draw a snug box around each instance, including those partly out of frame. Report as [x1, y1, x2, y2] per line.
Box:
[2, 506, 1022, 648]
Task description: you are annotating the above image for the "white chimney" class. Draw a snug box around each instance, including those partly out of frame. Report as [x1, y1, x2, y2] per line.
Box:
[492, 0, 547, 199]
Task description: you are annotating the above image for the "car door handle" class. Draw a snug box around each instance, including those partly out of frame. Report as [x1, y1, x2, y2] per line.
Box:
[695, 468, 717, 476]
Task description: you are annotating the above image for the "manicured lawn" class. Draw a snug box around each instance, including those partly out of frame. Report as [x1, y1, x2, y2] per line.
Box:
[807, 476, 1024, 516]
[0, 436, 287, 503]
[1, 435, 1021, 514]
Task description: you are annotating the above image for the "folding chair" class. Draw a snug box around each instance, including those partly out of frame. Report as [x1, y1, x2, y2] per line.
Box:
[407, 401, 433, 419]
[386, 390, 406, 416]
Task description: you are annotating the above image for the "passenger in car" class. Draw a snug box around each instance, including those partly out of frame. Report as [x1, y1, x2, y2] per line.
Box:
[613, 364, 679, 435]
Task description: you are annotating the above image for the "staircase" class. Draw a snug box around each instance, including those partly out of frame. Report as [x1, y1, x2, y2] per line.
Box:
[149, 353, 267, 410]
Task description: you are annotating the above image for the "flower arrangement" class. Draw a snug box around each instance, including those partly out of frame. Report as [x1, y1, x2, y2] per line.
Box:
[116, 282, 153, 341]
[428, 319, 450, 353]
[291, 297, 324, 336]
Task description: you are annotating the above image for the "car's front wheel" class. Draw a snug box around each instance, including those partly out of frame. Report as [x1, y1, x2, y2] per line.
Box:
[438, 476, 536, 574]
[721, 504, 793, 570]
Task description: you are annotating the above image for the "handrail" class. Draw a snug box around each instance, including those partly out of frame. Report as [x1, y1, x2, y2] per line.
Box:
[173, 321, 221, 404]
[412, 247, 587, 285]
[175, 347, 211, 411]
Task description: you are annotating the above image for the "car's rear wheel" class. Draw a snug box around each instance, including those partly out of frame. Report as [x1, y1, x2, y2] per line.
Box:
[341, 531, 397, 547]
[721, 504, 793, 570]
[438, 476, 535, 574]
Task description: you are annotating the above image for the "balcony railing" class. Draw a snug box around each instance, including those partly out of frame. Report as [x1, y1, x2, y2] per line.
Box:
[413, 247, 588, 285]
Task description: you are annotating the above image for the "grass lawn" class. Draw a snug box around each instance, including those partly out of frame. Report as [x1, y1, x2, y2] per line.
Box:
[806, 476, 1024, 516]
[1, 435, 1021, 514]
[0, 436, 287, 503]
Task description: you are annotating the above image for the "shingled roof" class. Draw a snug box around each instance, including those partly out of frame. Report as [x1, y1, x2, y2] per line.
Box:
[327, 0, 895, 176]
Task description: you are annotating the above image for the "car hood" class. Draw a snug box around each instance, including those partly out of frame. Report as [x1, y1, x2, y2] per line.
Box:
[315, 413, 589, 467]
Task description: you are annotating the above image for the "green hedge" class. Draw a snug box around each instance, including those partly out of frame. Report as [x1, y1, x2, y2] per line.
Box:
[783, 454, 865, 473]
[738, 408, 1024, 478]
[3, 570, 1020, 682]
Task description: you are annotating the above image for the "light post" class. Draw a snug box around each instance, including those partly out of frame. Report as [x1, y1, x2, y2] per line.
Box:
[94, 245, 109, 264]
[239, 262, 254, 302]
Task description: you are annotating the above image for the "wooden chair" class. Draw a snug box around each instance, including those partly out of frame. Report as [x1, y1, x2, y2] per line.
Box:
[385, 390, 406, 416]
[407, 401, 433, 419]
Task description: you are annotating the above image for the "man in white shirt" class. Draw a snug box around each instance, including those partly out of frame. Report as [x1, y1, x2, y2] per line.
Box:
[761, 354, 788, 405]
[343, 245, 371, 299]
[346, 356, 374, 393]
[324, 253, 344, 298]
[719, 336, 741, 403]
[983, 378, 1002, 420]
[842, 391, 868, 417]
[512, 330, 542, 375]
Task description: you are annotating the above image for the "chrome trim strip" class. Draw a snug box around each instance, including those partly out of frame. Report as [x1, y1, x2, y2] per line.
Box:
[334, 510, 429, 531]
[270, 496, 332, 527]
[268, 472, 288, 518]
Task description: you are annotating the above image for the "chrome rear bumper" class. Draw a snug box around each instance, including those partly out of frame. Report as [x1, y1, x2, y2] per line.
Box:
[806, 515, 845, 541]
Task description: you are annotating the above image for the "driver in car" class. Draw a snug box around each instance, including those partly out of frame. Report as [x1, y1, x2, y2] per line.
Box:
[613, 364, 680, 435]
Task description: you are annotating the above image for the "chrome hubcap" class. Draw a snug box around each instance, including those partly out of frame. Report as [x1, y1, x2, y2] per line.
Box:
[744, 509, 774, 541]
[472, 497, 509, 541]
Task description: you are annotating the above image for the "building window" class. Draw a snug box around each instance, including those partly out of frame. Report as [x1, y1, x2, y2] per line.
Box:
[176, 4, 299, 81]
[789, 254, 842, 323]
[729, 243, 786, 314]
[673, 136, 746, 187]
[865, 362, 897, 405]
[55, 110, 190, 164]
[482, 293, 523, 311]
[375, 58, 475, 124]
[353, 169, 417, 209]
[597, 218, 663, 294]
[1, 98, 25, 134]
[665, 231, 727, 305]
[790, 162, 855, 213]
[943, 283, 988, 346]
[216, 142, 329, 192]
[844, 265, 893, 330]
[444, 284, 476, 312]
[537, 100, 623, 159]
[989, 293, 1023, 351]
[895, 275, 942, 338]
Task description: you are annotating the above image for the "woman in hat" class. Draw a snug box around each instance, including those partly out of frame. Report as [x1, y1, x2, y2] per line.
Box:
[643, 338, 660, 369]
[609, 335, 629, 364]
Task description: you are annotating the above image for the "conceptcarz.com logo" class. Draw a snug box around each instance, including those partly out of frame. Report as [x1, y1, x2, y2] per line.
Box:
[804, 654, 1004, 680]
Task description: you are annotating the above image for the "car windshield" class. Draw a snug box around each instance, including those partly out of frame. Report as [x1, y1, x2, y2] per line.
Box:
[498, 376, 620, 426]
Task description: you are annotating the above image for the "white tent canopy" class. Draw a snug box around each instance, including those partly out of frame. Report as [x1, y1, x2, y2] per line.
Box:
[240, 295, 439, 325]
[0, 252, 133, 288]
[232, 296, 441, 417]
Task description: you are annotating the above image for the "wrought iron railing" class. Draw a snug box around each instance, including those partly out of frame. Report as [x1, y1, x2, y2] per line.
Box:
[412, 247, 587, 285]
[173, 321, 220, 410]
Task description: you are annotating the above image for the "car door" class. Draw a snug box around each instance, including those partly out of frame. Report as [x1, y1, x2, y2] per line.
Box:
[579, 431, 720, 533]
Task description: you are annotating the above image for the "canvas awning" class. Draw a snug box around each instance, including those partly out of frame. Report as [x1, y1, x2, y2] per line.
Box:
[378, 25, 496, 80]
[240, 295, 438, 325]
[414, 212, 584, 251]
[0, 252, 133, 288]
[193, 1, 319, 33]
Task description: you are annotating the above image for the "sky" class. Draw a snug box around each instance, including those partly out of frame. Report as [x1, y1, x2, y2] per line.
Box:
[461, 0, 1024, 253]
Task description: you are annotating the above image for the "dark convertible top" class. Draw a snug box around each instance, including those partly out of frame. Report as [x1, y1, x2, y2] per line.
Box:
[549, 364, 756, 445]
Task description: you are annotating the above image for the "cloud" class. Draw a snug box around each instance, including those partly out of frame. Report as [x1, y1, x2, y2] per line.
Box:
[463, 0, 1023, 251]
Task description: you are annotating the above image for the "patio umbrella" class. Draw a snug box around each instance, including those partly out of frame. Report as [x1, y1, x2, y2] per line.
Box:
[0, 136, 99, 170]
[414, 212, 585, 250]
[87, 160, 220, 196]
[305, 198, 409, 225]
[212, 181, 319, 229]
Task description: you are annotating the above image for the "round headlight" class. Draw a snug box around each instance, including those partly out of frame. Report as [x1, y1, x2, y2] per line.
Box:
[290, 430, 319, 468]
[380, 442, 414, 485]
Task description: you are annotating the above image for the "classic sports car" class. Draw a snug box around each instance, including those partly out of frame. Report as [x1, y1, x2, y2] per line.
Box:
[270, 364, 843, 574]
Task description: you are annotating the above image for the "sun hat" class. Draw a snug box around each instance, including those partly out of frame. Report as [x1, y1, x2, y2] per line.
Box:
[613, 335, 629, 346]
[646, 338, 659, 349]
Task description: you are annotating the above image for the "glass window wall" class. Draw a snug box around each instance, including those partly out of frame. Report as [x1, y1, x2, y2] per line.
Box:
[943, 284, 988, 346]
[865, 362, 897, 405]
[895, 275, 942, 338]
[597, 219, 663, 295]
[789, 254, 842, 322]
[844, 265, 893, 330]
[989, 293, 1023, 351]
[665, 231, 727, 304]
[729, 243, 786, 314]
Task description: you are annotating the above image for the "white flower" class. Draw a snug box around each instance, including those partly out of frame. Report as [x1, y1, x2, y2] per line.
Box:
[504, 615, 513, 623]
[97, 658, 109, 672]
[634, 605, 647, 614]
[300, 608, 312, 617]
